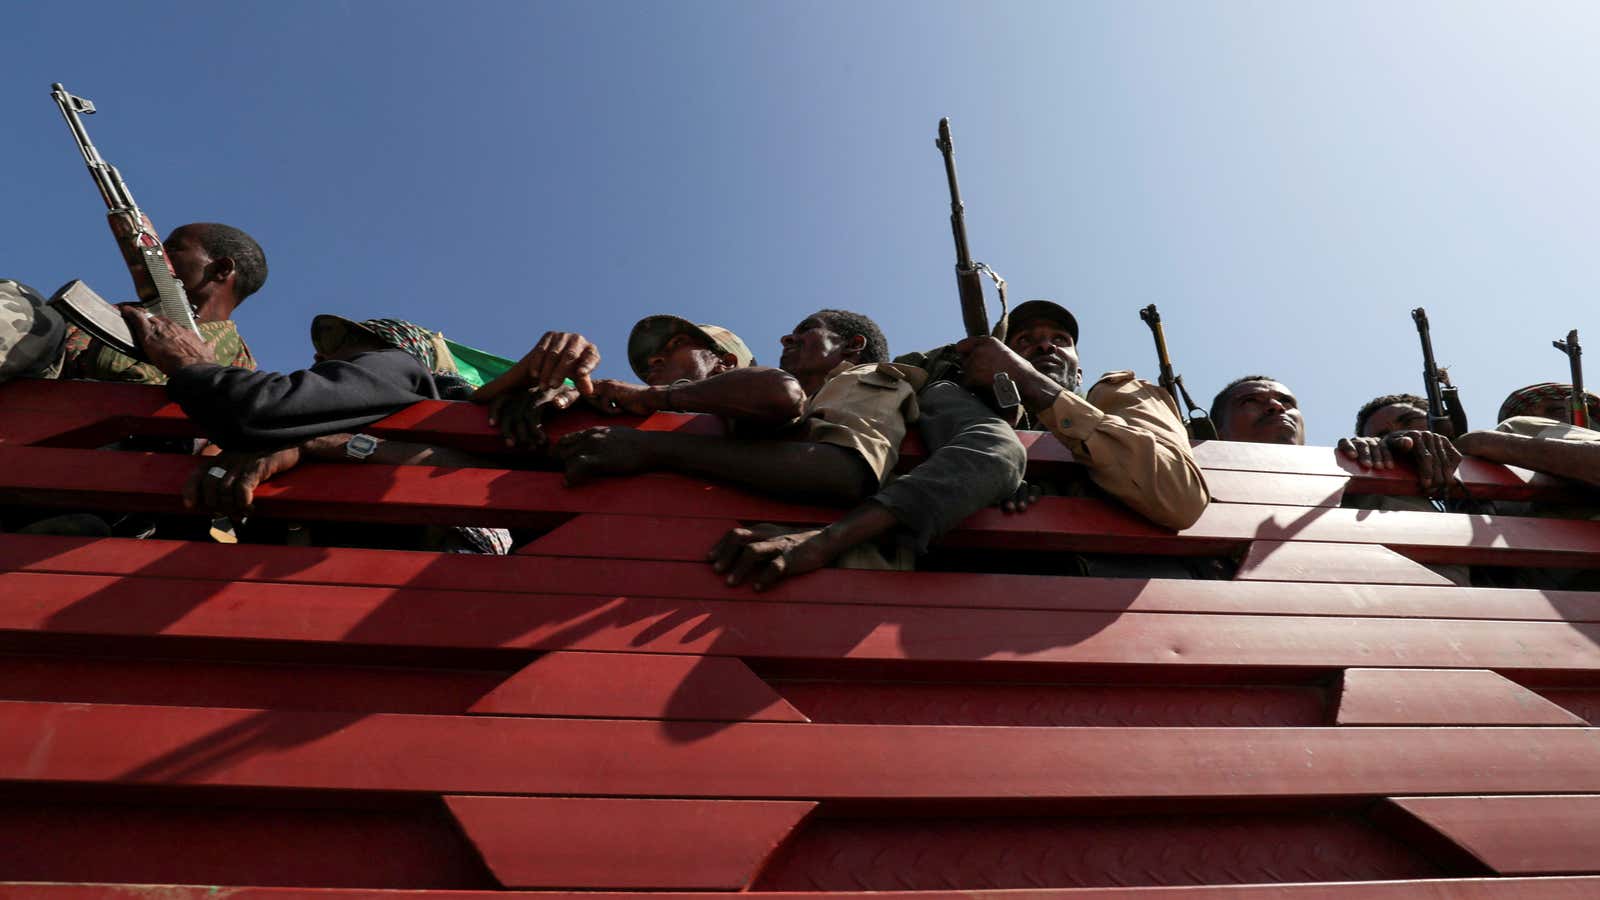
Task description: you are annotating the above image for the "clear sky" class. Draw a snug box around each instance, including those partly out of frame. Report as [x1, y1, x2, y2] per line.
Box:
[7, 1, 1599, 445]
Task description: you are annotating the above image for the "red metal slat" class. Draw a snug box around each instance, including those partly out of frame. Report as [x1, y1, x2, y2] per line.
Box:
[1389, 795, 1600, 875]
[776, 681, 1327, 726]
[444, 796, 813, 889]
[469, 652, 807, 722]
[0, 654, 506, 714]
[1337, 670, 1587, 726]
[516, 514, 739, 560]
[10, 877, 1600, 899]
[7, 534, 1600, 625]
[13, 570, 1600, 672]
[1236, 541, 1456, 586]
[0, 798, 496, 888]
[9, 700, 1600, 799]
[9, 571, 1600, 672]
[7, 446, 1600, 567]
[13, 378, 1596, 504]
[754, 811, 1441, 890]
[1205, 470, 1347, 507]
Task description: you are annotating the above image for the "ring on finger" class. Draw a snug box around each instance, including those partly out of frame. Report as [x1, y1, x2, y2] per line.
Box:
[207, 466, 228, 479]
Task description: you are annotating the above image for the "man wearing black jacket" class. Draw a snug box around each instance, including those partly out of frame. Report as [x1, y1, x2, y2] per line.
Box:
[124, 306, 437, 451]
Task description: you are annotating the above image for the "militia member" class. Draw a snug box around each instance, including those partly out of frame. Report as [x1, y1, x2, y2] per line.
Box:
[547, 310, 923, 506]
[711, 299, 1212, 589]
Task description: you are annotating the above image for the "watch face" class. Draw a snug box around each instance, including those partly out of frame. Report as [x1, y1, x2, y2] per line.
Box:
[347, 434, 379, 459]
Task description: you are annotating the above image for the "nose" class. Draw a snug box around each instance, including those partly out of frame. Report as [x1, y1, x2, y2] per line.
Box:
[780, 333, 798, 348]
[1263, 396, 1287, 413]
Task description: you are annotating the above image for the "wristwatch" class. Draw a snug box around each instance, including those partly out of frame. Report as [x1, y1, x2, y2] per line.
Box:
[345, 433, 380, 460]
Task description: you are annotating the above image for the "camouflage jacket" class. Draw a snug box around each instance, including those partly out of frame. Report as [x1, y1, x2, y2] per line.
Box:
[56, 319, 256, 384]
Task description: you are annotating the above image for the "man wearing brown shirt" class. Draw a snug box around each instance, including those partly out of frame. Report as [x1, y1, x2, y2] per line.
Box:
[710, 299, 1212, 589]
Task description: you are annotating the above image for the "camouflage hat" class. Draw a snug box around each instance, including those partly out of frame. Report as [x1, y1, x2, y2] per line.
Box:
[311, 315, 458, 375]
[1498, 382, 1600, 424]
[1007, 299, 1079, 344]
[0, 279, 67, 380]
[627, 315, 756, 381]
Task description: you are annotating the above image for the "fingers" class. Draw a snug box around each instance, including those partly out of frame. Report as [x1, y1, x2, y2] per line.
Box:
[750, 554, 789, 592]
[562, 453, 600, 487]
[953, 336, 984, 354]
[708, 527, 753, 574]
[120, 305, 154, 344]
[1000, 481, 1041, 513]
[535, 334, 600, 395]
[727, 539, 780, 587]
[1339, 437, 1378, 469]
[569, 344, 599, 395]
[532, 331, 565, 393]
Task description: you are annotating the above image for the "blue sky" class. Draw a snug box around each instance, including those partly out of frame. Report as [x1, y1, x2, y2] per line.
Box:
[8, 1, 1600, 445]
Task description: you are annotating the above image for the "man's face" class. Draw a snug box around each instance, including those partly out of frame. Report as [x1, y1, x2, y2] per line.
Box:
[1219, 380, 1305, 445]
[1363, 403, 1428, 438]
[643, 332, 725, 386]
[779, 316, 852, 377]
[1005, 318, 1080, 390]
[164, 227, 215, 294]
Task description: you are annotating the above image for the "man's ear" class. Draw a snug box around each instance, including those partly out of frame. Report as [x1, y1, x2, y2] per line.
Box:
[207, 256, 236, 285]
[843, 334, 867, 361]
[709, 352, 738, 376]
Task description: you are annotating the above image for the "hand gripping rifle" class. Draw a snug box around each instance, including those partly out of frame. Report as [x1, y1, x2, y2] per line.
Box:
[936, 117, 1017, 406]
[1139, 305, 1217, 440]
[50, 82, 202, 345]
[1410, 308, 1468, 436]
[1554, 329, 1588, 429]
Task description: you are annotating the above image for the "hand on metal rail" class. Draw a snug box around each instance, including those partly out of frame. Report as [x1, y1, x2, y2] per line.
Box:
[474, 331, 600, 401]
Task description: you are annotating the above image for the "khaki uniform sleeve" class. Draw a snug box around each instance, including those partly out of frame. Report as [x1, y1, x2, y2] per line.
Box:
[1033, 370, 1210, 529]
[1497, 416, 1600, 442]
[803, 362, 927, 487]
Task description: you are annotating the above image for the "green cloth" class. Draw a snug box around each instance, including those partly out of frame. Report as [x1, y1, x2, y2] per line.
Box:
[444, 339, 514, 389]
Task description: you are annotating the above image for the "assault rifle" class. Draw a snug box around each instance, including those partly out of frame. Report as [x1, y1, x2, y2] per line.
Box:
[936, 117, 1008, 342]
[1138, 305, 1217, 441]
[50, 82, 202, 349]
[1554, 329, 1588, 429]
[936, 117, 1017, 407]
[1409, 308, 1468, 436]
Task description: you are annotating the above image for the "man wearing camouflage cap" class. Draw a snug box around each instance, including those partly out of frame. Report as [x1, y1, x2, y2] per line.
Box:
[1445, 382, 1600, 491]
[125, 309, 442, 451]
[542, 308, 922, 507]
[174, 313, 512, 554]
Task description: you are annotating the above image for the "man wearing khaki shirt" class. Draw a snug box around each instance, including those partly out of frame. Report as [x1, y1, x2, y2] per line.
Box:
[710, 300, 1211, 589]
[553, 309, 922, 505]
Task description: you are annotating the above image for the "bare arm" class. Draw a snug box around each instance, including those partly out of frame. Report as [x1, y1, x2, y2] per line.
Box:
[556, 427, 874, 505]
[1456, 429, 1600, 487]
[589, 367, 806, 428]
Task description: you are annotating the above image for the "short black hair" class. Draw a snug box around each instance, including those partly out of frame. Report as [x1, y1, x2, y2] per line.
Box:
[1210, 375, 1277, 431]
[1354, 393, 1428, 437]
[810, 309, 889, 364]
[183, 222, 268, 301]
